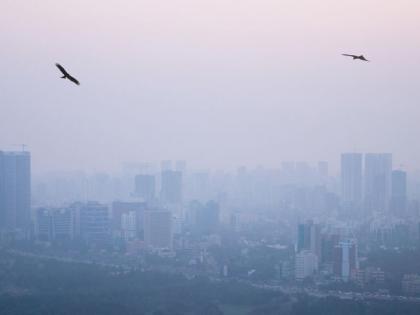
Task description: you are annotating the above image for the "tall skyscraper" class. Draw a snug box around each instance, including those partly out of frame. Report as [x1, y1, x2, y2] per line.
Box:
[143, 210, 172, 249]
[320, 233, 340, 265]
[0, 151, 31, 231]
[160, 170, 183, 204]
[333, 239, 359, 282]
[297, 220, 321, 257]
[134, 174, 155, 203]
[341, 153, 362, 209]
[390, 170, 407, 216]
[364, 153, 392, 212]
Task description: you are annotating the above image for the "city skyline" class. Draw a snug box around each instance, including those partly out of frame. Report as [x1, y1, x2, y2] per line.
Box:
[3, 1, 420, 314]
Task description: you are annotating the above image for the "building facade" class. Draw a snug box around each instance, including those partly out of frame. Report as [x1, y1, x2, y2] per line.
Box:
[0, 151, 31, 231]
[143, 210, 172, 249]
[341, 153, 363, 210]
[364, 153, 392, 213]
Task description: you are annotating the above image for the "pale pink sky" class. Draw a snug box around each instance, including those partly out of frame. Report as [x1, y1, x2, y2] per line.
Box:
[1, 0, 420, 173]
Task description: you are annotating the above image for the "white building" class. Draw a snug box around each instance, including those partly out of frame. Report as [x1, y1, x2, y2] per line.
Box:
[295, 250, 318, 280]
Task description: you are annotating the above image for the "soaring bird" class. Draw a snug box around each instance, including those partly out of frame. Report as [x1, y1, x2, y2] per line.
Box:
[342, 54, 370, 62]
[55, 63, 80, 85]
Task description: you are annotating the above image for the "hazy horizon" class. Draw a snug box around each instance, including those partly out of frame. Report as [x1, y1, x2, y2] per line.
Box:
[2, 0, 420, 173]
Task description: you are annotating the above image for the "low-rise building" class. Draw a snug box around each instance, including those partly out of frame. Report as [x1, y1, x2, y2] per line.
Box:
[402, 274, 420, 295]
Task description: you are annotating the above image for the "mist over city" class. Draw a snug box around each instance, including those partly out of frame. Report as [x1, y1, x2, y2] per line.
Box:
[2, 1, 420, 315]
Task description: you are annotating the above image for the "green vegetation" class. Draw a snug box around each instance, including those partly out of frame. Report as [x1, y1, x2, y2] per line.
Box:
[0, 250, 419, 315]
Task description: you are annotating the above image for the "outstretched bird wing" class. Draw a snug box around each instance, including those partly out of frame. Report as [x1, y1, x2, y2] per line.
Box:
[66, 74, 80, 85]
[55, 63, 69, 76]
[342, 54, 357, 58]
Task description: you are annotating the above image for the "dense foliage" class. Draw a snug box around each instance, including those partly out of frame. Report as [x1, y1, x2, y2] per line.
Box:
[0, 251, 419, 315]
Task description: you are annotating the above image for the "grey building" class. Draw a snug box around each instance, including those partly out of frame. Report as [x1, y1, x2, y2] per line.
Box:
[187, 200, 220, 236]
[75, 202, 110, 244]
[143, 210, 172, 249]
[111, 201, 147, 240]
[390, 170, 407, 216]
[35, 207, 75, 241]
[134, 174, 155, 203]
[160, 170, 183, 204]
[341, 153, 363, 209]
[364, 153, 392, 213]
[0, 151, 31, 231]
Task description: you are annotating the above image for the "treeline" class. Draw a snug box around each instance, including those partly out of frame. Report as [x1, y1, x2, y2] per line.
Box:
[0, 252, 419, 315]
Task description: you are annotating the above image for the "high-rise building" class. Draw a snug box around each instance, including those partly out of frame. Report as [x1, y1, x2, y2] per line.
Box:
[134, 175, 155, 203]
[143, 210, 172, 249]
[390, 170, 407, 216]
[0, 151, 31, 231]
[297, 220, 321, 257]
[320, 233, 340, 264]
[341, 153, 362, 209]
[364, 153, 392, 212]
[187, 200, 220, 235]
[160, 170, 183, 204]
[295, 250, 318, 280]
[333, 239, 359, 282]
[297, 223, 310, 252]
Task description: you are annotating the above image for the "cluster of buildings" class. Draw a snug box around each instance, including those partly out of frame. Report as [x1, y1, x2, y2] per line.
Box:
[2, 149, 420, 295]
[134, 161, 184, 206]
[35, 202, 174, 250]
[341, 153, 407, 216]
[0, 152, 224, 255]
[295, 220, 359, 282]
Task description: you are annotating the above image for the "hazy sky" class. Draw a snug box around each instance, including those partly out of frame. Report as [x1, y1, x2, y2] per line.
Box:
[1, 0, 420, 173]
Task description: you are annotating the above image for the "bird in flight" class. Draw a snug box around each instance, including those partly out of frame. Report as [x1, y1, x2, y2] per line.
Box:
[55, 63, 80, 85]
[342, 54, 370, 62]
